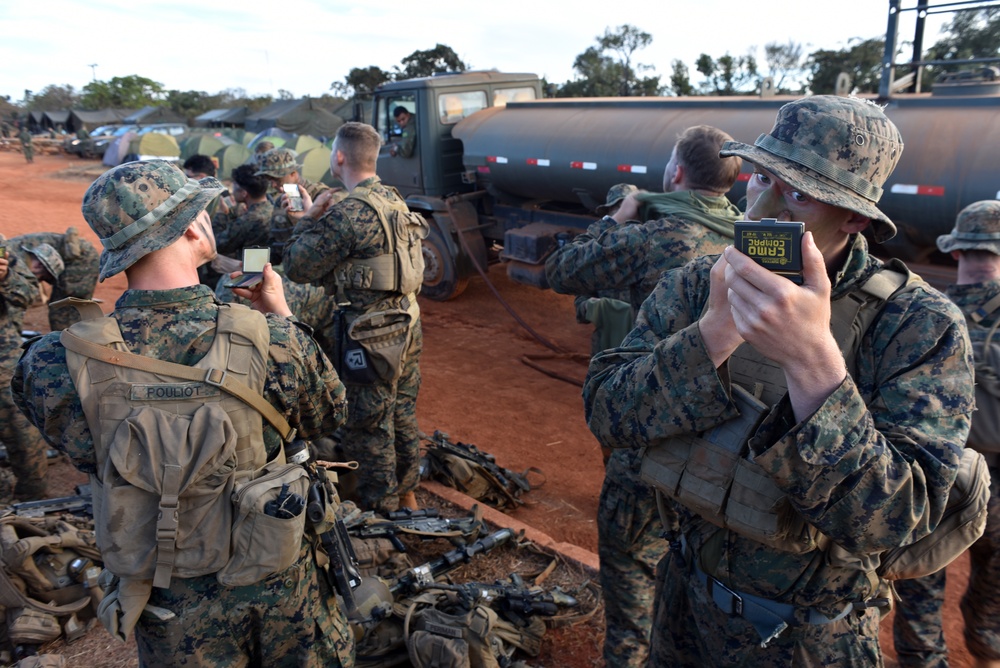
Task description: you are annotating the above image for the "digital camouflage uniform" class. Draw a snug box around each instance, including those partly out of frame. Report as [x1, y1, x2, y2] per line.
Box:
[254, 148, 338, 264]
[546, 190, 741, 668]
[11, 161, 354, 668]
[584, 97, 975, 667]
[11, 227, 100, 331]
[284, 175, 422, 514]
[0, 236, 47, 499]
[894, 200, 1000, 667]
[19, 127, 33, 163]
[211, 198, 274, 258]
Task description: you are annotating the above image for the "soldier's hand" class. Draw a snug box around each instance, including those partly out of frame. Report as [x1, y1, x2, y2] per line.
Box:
[0, 256, 8, 282]
[305, 189, 337, 219]
[698, 252, 743, 368]
[610, 192, 643, 224]
[231, 263, 293, 318]
[723, 233, 846, 418]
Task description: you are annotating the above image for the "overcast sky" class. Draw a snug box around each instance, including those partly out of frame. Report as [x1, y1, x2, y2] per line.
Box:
[1, 1, 950, 101]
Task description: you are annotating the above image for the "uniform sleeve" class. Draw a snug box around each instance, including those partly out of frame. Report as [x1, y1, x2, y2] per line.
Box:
[584, 255, 738, 450]
[2, 255, 41, 310]
[13, 335, 97, 473]
[749, 287, 974, 554]
[544, 218, 650, 298]
[283, 206, 357, 285]
[262, 316, 347, 439]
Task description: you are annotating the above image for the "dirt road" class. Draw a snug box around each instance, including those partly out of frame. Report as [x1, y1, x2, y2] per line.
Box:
[0, 151, 975, 666]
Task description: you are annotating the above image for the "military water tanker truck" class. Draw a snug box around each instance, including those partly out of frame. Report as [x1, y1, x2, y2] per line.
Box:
[369, 1, 1000, 300]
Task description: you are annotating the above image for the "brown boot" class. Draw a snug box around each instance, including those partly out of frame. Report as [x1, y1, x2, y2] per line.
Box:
[399, 491, 419, 511]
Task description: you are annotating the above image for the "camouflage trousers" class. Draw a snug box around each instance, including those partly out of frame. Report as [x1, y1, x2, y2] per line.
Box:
[339, 320, 422, 514]
[597, 462, 665, 668]
[0, 367, 48, 499]
[136, 546, 354, 668]
[649, 549, 883, 667]
[894, 460, 1000, 664]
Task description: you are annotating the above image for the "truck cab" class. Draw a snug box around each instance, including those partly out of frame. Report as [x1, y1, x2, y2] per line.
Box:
[371, 72, 543, 299]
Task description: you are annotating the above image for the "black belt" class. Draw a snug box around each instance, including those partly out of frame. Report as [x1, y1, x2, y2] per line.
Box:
[680, 535, 857, 647]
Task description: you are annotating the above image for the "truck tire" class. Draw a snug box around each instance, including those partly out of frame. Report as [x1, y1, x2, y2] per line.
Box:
[421, 226, 468, 301]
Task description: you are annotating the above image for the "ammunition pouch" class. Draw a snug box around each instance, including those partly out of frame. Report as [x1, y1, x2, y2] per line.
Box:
[641, 384, 826, 554]
[341, 297, 418, 385]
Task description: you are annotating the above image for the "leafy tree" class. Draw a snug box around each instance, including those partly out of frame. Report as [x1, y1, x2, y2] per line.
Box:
[277, 89, 296, 101]
[398, 44, 469, 80]
[332, 66, 393, 99]
[806, 37, 884, 94]
[557, 46, 627, 97]
[558, 24, 662, 97]
[164, 89, 211, 119]
[763, 41, 806, 93]
[669, 59, 694, 96]
[25, 84, 78, 111]
[81, 75, 165, 109]
[695, 51, 759, 95]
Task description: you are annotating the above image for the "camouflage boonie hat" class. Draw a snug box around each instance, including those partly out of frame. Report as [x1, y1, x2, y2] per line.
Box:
[720, 96, 903, 243]
[254, 148, 298, 178]
[21, 243, 65, 279]
[597, 183, 639, 215]
[82, 160, 224, 281]
[937, 200, 1000, 256]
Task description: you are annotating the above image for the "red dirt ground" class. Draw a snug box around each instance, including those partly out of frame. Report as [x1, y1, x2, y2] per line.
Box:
[0, 149, 975, 666]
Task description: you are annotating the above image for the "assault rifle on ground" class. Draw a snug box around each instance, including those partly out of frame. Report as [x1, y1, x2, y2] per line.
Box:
[389, 527, 515, 597]
[9, 485, 93, 518]
[423, 574, 581, 627]
[345, 507, 486, 552]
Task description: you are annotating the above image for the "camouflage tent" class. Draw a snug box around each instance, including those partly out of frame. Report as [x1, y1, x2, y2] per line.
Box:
[67, 108, 135, 133]
[215, 143, 253, 181]
[194, 107, 248, 128]
[245, 99, 344, 139]
[123, 106, 185, 125]
[296, 145, 332, 183]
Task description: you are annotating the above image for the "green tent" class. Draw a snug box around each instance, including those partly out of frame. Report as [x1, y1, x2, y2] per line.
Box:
[296, 146, 332, 183]
[180, 134, 228, 161]
[128, 132, 180, 160]
[215, 143, 253, 181]
[284, 135, 322, 153]
[250, 135, 285, 150]
[224, 128, 250, 144]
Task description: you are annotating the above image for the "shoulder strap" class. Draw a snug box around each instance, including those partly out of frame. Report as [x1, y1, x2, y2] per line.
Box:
[830, 259, 919, 376]
[970, 292, 1000, 326]
[59, 328, 295, 442]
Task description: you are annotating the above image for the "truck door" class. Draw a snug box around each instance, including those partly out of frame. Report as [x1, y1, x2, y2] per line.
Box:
[374, 94, 422, 197]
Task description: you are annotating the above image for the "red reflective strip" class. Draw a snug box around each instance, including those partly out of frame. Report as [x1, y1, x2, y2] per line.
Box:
[487, 156, 497, 163]
[617, 164, 632, 172]
[917, 185, 945, 196]
[526, 158, 538, 165]
[477, 166, 490, 173]
[737, 173, 751, 182]
[570, 161, 583, 169]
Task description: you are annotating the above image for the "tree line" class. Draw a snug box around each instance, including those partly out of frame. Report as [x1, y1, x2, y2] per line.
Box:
[2, 8, 997, 124]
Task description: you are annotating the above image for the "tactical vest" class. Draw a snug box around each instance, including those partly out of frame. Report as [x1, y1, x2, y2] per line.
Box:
[964, 292, 1000, 454]
[61, 302, 278, 587]
[641, 260, 919, 554]
[335, 184, 429, 297]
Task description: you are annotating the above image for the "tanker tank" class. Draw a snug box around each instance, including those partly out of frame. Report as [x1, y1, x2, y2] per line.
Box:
[454, 93, 1000, 262]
